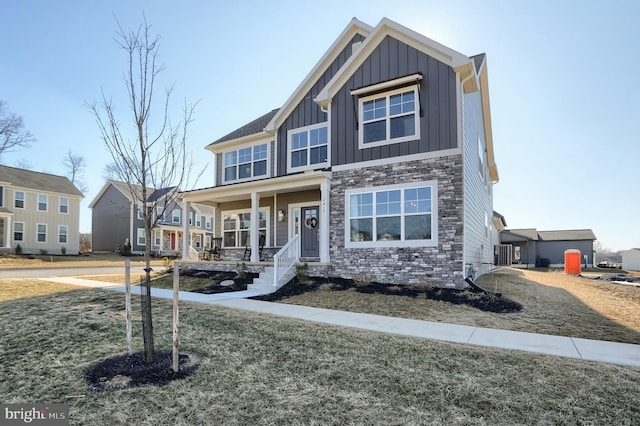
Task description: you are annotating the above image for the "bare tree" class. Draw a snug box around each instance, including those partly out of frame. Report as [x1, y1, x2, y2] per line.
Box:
[87, 18, 200, 364]
[0, 100, 36, 161]
[62, 150, 89, 193]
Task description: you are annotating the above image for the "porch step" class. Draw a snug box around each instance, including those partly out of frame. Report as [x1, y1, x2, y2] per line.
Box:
[247, 266, 296, 292]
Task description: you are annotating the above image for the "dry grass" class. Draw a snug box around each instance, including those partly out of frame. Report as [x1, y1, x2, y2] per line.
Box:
[0, 252, 164, 269]
[1, 279, 639, 425]
[277, 268, 640, 344]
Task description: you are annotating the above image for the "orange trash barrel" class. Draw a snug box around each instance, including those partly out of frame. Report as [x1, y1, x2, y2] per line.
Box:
[564, 249, 582, 275]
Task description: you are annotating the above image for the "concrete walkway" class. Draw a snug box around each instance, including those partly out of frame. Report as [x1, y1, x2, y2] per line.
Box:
[46, 277, 640, 368]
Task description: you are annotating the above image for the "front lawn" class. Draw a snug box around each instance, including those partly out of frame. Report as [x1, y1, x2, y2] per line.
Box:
[1, 280, 639, 425]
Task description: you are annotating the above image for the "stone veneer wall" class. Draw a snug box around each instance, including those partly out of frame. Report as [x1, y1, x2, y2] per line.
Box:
[329, 154, 464, 288]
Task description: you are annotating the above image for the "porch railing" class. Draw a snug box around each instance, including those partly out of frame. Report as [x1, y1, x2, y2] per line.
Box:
[273, 235, 299, 287]
[187, 246, 199, 261]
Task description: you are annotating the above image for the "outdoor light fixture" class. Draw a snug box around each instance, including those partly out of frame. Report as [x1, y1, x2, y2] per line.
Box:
[278, 209, 285, 222]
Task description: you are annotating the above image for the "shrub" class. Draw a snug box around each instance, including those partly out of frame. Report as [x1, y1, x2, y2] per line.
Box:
[236, 262, 248, 280]
[354, 272, 373, 288]
[296, 262, 309, 283]
[61, 246, 67, 255]
[39, 249, 48, 255]
[121, 242, 132, 256]
[15, 244, 22, 255]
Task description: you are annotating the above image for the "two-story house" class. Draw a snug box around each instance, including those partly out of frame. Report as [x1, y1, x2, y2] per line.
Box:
[180, 17, 499, 287]
[90, 180, 214, 257]
[0, 165, 83, 255]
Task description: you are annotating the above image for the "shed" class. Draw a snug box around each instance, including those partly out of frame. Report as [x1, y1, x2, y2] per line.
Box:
[622, 248, 640, 271]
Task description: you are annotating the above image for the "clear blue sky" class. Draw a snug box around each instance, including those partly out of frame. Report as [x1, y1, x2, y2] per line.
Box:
[1, 0, 638, 251]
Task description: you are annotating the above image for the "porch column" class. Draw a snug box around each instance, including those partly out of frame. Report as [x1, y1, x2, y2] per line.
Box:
[4, 216, 12, 249]
[320, 181, 330, 263]
[181, 201, 190, 261]
[250, 192, 259, 262]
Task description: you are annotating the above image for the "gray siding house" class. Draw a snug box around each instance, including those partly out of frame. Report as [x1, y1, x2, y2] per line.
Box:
[90, 180, 214, 257]
[181, 18, 499, 287]
[0, 165, 83, 255]
[500, 228, 596, 268]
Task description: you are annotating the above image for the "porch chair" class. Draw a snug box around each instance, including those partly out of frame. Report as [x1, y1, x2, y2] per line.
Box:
[209, 237, 222, 261]
[243, 233, 265, 261]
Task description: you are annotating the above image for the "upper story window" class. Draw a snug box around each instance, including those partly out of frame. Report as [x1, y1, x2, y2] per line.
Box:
[223, 143, 268, 183]
[205, 216, 212, 229]
[59, 197, 68, 214]
[14, 191, 25, 209]
[357, 85, 420, 149]
[172, 209, 181, 224]
[196, 215, 202, 227]
[346, 181, 437, 248]
[38, 194, 48, 212]
[287, 123, 329, 172]
[156, 206, 165, 221]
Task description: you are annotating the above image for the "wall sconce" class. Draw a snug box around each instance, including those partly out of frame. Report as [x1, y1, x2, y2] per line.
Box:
[278, 209, 285, 222]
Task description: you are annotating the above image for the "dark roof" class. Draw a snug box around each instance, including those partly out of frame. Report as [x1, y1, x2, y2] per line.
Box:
[0, 165, 83, 197]
[537, 229, 596, 241]
[502, 228, 596, 242]
[146, 186, 177, 203]
[207, 108, 279, 147]
[471, 53, 486, 72]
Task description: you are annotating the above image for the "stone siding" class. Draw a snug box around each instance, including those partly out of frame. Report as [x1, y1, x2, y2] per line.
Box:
[329, 155, 464, 287]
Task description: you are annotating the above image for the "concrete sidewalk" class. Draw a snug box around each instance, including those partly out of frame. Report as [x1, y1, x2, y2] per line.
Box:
[45, 277, 640, 368]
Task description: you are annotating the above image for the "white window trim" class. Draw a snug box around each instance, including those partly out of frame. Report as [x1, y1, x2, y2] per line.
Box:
[286, 122, 330, 173]
[222, 141, 270, 184]
[221, 208, 269, 248]
[37, 194, 48, 212]
[14, 191, 25, 209]
[357, 85, 421, 149]
[172, 209, 181, 224]
[205, 216, 212, 230]
[345, 180, 438, 248]
[59, 197, 69, 214]
[153, 230, 162, 248]
[36, 223, 47, 243]
[13, 221, 25, 242]
[58, 225, 69, 244]
[137, 228, 146, 246]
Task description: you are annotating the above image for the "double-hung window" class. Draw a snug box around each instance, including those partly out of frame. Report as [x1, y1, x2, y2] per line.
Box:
[137, 228, 146, 246]
[224, 143, 268, 183]
[59, 197, 69, 214]
[346, 181, 436, 247]
[358, 85, 420, 148]
[38, 194, 48, 212]
[172, 209, 181, 224]
[14, 191, 25, 209]
[13, 222, 24, 242]
[58, 225, 68, 244]
[288, 123, 329, 172]
[37, 223, 47, 243]
[222, 210, 268, 248]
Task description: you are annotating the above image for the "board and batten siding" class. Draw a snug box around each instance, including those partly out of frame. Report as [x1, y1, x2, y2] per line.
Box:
[92, 185, 133, 252]
[8, 186, 82, 255]
[462, 87, 494, 277]
[276, 34, 366, 176]
[331, 35, 458, 166]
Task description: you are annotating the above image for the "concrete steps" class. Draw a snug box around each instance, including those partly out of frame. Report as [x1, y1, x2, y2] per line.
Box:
[247, 266, 296, 293]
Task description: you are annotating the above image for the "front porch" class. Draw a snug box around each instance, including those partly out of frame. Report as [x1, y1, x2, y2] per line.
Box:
[180, 171, 332, 265]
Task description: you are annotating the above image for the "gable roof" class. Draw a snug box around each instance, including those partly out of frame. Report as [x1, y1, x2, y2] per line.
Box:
[207, 108, 279, 149]
[314, 17, 471, 108]
[0, 165, 83, 197]
[265, 17, 374, 132]
[89, 180, 177, 208]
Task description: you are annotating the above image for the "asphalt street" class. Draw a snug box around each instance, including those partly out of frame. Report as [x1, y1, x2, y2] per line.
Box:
[0, 265, 151, 279]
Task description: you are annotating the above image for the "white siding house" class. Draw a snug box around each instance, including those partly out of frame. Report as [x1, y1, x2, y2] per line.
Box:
[622, 249, 640, 271]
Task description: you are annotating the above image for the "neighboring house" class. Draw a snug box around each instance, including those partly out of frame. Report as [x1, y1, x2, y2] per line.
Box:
[500, 228, 596, 268]
[0, 165, 83, 255]
[181, 17, 499, 287]
[622, 249, 640, 271]
[89, 180, 214, 257]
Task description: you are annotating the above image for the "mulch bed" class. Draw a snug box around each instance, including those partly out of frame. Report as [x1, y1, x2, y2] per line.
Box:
[85, 351, 200, 392]
[176, 269, 259, 294]
[252, 277, 522, 313]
